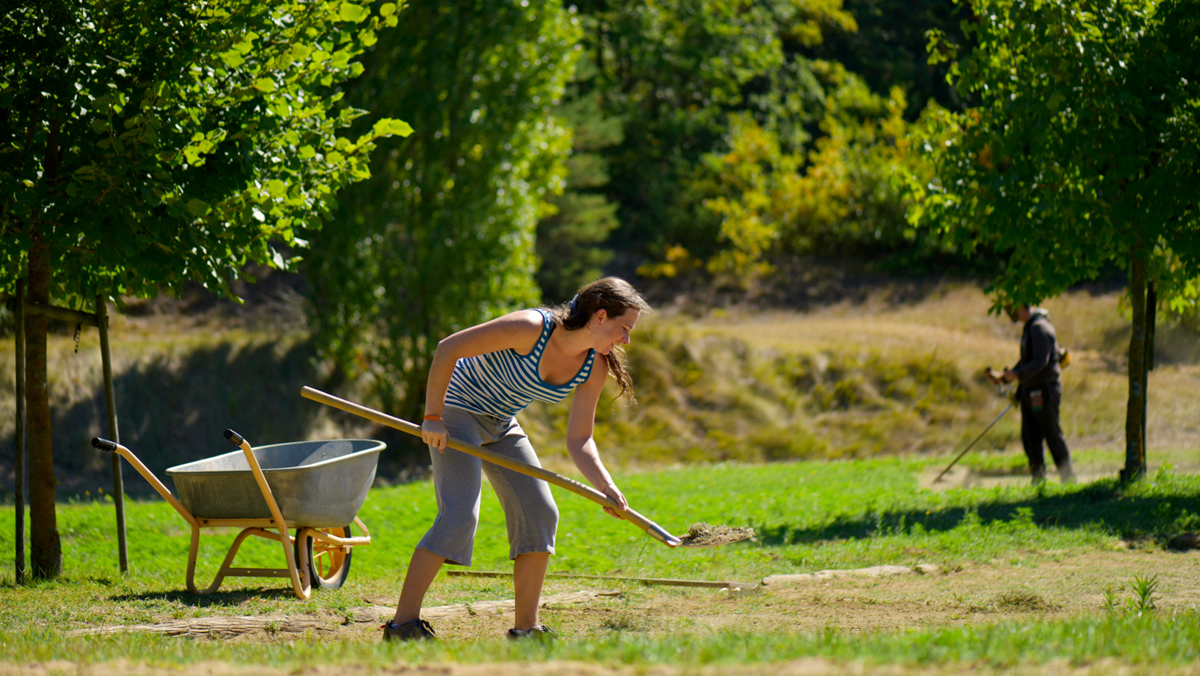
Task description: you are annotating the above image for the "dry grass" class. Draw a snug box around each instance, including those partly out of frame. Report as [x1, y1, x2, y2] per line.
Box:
[684, 283, 1200, 462]
[3, 281, 1199, 495]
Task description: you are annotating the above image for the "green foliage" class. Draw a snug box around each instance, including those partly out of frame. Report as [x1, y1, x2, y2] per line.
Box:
[535, 54, 623, 303]
[304, 0, 580, 421]
[915, 0, 1200, 309]
[807, 0, 972, 118]
[0, 0, 408, 301]
[682, 64, 955, 285]
[1104, 574, 1160, 616]
[578, 0, 857, 266]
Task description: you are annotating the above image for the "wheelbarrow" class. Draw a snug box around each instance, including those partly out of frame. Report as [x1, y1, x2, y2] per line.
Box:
[91, 430, 384, 600]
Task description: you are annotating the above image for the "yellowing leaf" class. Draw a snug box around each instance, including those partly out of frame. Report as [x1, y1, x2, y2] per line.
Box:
[373, 118, 413, 138]
[339, 2, 368, 22]
[221, 50, 245, 68]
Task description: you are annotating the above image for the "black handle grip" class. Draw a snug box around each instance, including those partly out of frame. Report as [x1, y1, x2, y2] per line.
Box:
[92, 437, 118, 452]
[223, 429, 245, 446]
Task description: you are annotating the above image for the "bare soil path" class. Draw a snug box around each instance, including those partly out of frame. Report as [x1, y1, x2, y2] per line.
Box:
[11, 550, 1200, 676]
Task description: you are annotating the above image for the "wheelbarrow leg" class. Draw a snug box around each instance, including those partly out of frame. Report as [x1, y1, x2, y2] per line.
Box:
[224, 430, 311, 600]
[186, 525, 203, 595]
[187, 526, 296, 596]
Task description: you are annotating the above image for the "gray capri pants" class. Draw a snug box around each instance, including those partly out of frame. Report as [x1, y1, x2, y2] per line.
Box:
[416, 406, 559, 566]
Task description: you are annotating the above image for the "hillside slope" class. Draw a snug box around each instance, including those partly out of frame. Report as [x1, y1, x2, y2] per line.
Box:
[2, 279, 1198, 500]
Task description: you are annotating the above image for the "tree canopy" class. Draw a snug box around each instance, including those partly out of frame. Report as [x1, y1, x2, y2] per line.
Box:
[304, 0, 581, 423]
[915, 0, 1200, 477]
[1, 0, 409, 302]
[1, 0, 408, 577]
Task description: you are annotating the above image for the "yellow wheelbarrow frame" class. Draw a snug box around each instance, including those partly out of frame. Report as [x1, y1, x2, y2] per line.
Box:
[92, 431, 373, 600]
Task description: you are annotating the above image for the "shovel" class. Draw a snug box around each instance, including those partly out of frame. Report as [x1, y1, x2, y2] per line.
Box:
[301, 386, 708, 548]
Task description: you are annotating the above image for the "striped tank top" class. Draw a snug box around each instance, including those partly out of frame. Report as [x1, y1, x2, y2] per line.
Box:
[445, 308, 596, 419]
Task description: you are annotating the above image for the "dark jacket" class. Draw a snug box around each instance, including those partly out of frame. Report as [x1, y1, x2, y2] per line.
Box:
[1012, 311, 1061, 387]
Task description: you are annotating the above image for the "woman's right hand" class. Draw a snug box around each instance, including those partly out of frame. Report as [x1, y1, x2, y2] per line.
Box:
[422, 419, 448, 452]
[601, 483, 628, 519]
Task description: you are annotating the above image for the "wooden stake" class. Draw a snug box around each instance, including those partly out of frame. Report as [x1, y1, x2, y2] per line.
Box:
[97, 295, 127, 574]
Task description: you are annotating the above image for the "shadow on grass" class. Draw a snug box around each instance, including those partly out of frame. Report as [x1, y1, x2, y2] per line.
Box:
[755, 478, 1200, 547]
[109, 587, 296, 607]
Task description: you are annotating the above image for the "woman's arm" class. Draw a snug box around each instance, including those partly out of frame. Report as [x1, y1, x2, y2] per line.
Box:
[421, 309, 544, 450]
[565, 358, 628, 517]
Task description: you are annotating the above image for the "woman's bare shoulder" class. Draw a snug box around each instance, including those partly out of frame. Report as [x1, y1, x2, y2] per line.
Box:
[490, 308, 546, 332]
[448, 308, 545, 354]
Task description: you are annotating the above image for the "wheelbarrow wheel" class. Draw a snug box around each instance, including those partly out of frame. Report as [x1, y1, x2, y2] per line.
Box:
[294, 526, 353, 590]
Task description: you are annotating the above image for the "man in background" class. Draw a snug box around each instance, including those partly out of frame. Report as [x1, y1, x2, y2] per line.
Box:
[987, 304, 1076, 484]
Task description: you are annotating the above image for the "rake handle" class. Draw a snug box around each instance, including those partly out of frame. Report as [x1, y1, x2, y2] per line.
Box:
[300, 386, 681, 547]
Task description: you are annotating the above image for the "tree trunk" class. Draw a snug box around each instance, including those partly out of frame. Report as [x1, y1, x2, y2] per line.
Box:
[26, 234, 62, 579]
[1122, 246, 1148, 482]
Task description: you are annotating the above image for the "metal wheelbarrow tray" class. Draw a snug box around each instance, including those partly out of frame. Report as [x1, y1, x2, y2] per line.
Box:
[167, 439, 380, 527]
[92, 431, 385, 599]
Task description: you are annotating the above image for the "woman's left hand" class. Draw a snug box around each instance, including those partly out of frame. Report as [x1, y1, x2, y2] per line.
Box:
[601, 484, 628, 519]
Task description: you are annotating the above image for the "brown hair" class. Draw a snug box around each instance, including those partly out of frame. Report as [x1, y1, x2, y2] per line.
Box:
[547, 277, 651, 402]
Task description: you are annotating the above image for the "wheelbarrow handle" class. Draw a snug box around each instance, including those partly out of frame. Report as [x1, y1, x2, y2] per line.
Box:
[223, 429, 246, 446]
[301, 386, 682, 547]
[90, 437, 198, 527]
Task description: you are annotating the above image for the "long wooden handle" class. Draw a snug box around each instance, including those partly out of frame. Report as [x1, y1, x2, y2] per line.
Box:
[301, 386, 681, 547]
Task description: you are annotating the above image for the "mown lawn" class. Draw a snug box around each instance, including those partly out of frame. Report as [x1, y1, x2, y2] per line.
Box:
[3, 450, 1200, 673]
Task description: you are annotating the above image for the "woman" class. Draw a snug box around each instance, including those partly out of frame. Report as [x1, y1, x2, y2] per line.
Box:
[382, 277, 651, 641]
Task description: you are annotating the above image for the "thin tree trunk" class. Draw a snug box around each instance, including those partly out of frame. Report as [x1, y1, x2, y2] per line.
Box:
[1122, 246, 1148, 482]
[26, 233, 62, 578]
[14, 277, 27, 584]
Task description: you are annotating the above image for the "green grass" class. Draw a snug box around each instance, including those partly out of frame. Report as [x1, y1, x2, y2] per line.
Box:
[12, 450, 1184, 591]
[3, 455, 1200, 670]
[2, 615, 1200, 669]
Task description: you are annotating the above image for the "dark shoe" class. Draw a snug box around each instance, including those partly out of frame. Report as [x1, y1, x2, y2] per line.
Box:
[506, 624, 557, 641]
[382, 617, 437, 641]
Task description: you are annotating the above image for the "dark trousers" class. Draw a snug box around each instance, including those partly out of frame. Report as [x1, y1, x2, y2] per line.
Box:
[1019, 381, 1071, 479]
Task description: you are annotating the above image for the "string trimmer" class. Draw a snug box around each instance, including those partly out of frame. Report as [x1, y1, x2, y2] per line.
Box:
[933, 373, 1015, 483]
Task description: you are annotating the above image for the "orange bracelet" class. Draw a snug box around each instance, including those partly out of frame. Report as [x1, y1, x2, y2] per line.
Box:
[423, 414, 443, 421]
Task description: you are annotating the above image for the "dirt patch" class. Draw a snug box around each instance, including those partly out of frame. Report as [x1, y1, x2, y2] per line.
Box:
[66, 590, 617, 638]
[16, 550, 1200, 675]
[58, 549, 1200, 643]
